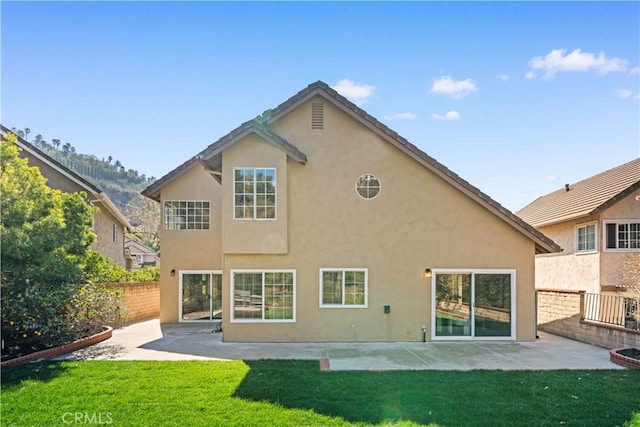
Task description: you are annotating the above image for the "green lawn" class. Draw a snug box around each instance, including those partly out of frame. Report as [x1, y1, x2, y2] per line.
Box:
[2, 360, 639, 426]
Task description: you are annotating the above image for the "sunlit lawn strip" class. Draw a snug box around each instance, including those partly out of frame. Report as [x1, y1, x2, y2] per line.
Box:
[2, 360, 639, 426]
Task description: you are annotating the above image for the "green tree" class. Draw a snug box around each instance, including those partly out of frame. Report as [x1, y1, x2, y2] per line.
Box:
[1, 134, 97, 286]
[1, 132, 100, 354]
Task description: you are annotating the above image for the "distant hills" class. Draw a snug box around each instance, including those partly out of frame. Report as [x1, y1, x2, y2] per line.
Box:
[10, 128, 160, 251]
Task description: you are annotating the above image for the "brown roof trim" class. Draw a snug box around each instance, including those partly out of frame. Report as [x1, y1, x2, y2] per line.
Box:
[1, 124, 132, 230]
[590, 180, 640, 216]
[1, 124, 103, 195]
[142, 81, 560, 254]
[142, 121, 306, 202]
[265, 82, 561, 254]
[516, 157, 640, 227]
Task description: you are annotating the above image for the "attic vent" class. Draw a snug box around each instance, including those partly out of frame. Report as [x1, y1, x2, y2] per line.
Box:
[311, 102, 324, 130]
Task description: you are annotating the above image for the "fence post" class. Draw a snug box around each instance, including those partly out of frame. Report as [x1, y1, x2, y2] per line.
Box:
[579, 290, 586, 321]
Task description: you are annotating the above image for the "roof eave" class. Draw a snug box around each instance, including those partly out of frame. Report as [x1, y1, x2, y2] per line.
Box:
[264, 82, 562, 254]
[142, 122, 306, 202]
[590, 180, 640, 216]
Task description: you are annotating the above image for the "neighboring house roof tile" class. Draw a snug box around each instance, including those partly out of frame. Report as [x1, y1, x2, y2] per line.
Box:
[1, 124, 132, 231]
[142, 81, 561, 254]
[516, 158, 640, 228]
[124, 237, 158, 255]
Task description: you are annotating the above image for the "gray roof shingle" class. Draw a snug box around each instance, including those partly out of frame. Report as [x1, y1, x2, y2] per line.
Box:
[516, 158, 640, 227]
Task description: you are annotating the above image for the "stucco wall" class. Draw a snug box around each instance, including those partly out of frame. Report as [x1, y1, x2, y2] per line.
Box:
[534, 192, 639, 292]
[158, 165, 222, 323]
[20, 153, 87, 194]
[91, 203, 127, 267]
[21, 151, 127, 267]
[156, 96, 539, 341]
[600, 193, 640, 288]
[221, 135, 288, 254]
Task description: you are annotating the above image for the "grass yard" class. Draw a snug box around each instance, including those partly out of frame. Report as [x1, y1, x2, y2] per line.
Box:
[1, 360, 639, 426]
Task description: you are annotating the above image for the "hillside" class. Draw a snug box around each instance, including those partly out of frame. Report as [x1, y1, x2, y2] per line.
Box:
[10, 128, 160, 251]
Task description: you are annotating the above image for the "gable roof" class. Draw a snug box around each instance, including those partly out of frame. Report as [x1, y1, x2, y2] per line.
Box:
[516, 158, 640, 228]
[143, 81, 561, 254]
[142, 121, 306, 201]
[1, 125, 132, 231]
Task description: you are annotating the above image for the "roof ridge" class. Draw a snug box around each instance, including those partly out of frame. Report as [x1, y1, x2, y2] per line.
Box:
[143, 81, 561, 254]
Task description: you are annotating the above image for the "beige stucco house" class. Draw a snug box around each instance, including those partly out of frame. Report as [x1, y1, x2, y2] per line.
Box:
[143, 81, 560, 342]
[2, 125, 132, 267]
[517, 158, 640, 294]
[125, 237, 160, 270]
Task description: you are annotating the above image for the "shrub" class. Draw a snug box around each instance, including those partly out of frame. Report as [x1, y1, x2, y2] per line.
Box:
[67, 284, 127, 338]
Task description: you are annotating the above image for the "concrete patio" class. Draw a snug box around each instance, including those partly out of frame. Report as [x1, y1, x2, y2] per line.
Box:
[56, 319, 622, 370]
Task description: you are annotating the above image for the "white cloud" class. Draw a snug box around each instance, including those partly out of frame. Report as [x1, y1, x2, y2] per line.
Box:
[634, 93, 640, 101]
[496, 74, 509, 81]
[430, 76, 477, 99]
[383, 112, 417, 120]
[431, 110, 460, 121]
[525, 71, 537, 79]
[617, 89, 632, 99]
[332, 79, 375, 106]
[630, 66, 640, 74]
[527, 48, 628, 79]
[543, 175, 558, 182]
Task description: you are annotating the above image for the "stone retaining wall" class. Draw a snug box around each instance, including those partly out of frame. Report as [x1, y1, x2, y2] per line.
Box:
[537, 288, 640, 349]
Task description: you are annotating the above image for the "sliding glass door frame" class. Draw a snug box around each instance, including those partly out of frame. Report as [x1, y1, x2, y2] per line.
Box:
[431, 269, 516, 340]
[179, 270, 222, 322]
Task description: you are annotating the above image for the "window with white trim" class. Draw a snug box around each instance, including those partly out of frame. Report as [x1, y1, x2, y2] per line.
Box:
[232, 270, 295, 322]
[320, 268, 368, 308]
[355, 174, 381, 199]
[605, 220, 640, 250]
[164, 201, 210, 230]
[576, 222, 596, 253]
[234, 168, 276, 220]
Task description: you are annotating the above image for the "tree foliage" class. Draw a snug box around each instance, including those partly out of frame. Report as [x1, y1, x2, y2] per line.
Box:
[11, 126, 160, 251]
[0, 133, 125, 359]
[1, 133, 97, 287]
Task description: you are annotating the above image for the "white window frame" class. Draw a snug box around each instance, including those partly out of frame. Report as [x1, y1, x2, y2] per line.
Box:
[178, 270, 222, 323]
[163, 200, 210, 230]
[575, 221, 597, 254]
[230, 269, 296, 323]
[319, 268, 368, 308]
[355, 174, 381, 200]
[430, 268, 516, 341]
[233, 167, 277, 221]
[603, 219, 640, 252]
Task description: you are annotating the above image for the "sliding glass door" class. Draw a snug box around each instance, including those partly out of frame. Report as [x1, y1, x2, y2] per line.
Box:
[434, 273, 471, 337]
[433, 270, 514, 339]
[180, 271, 222, 321]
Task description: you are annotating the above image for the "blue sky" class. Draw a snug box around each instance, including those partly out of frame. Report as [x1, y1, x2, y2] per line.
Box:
[2, 1, 639, 211]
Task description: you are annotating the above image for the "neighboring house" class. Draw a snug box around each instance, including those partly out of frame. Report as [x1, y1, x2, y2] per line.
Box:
[142, 81, 560, 342]
[1, 125, 133, 268]
[125, 237, 160, 270]
[517, 158, 640, 294]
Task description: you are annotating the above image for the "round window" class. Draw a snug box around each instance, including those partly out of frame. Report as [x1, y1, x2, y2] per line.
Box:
[355, 174, 381, 199]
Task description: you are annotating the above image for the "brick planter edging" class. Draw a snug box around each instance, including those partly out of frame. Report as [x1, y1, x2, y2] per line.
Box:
[1, 326, 113, 369]
[609, 348, 640, 369]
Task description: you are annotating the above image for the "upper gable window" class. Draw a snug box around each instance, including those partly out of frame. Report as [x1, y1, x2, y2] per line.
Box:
[576, 222, 596, 253]
[234, 168, 276, 220]
[164, 201, 210, 230]
[604, 220, 640, 250]
[355, 174, 381, 199]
